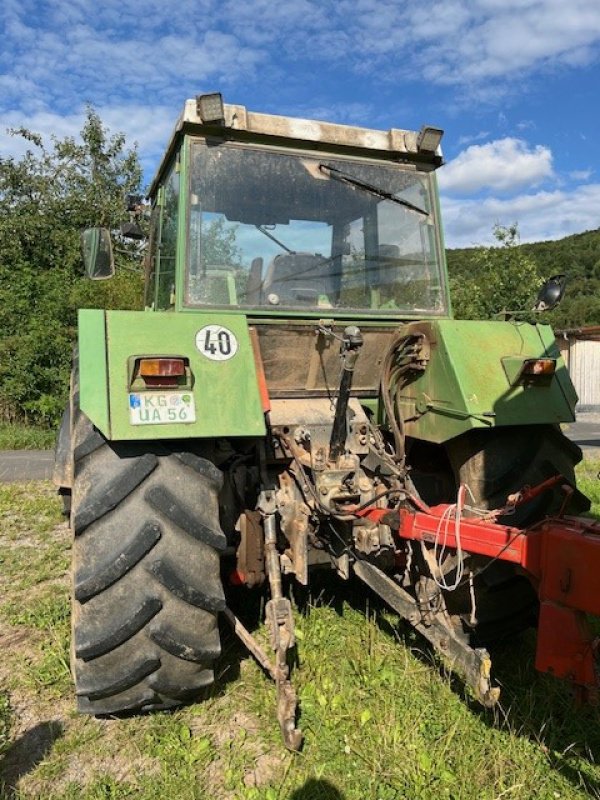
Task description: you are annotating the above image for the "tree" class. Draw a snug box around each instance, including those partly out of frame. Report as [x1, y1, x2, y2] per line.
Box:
[0, 110, 144, 426]
[448, 224, 541, 319]
[200, 216, 242, 267]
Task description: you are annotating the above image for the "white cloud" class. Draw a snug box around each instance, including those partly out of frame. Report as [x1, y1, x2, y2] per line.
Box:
[2, 0, 599, 119]
[438, 138, 554, 193]
[441, 183, 600, 247]
[516, 120, 536, 131]
[0, 105, 175, 186]
[295, 0, 600, 93]
[0, 111, 83, 157]
[0, 1, 266, 113]
[457, 131, 490, 146]
[2, 0, 599, 250]
[569, 169, 593, 181]
[415, 0, 600, 85]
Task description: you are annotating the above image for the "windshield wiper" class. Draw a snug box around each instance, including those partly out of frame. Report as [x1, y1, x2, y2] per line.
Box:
[318, 164, 429, 217]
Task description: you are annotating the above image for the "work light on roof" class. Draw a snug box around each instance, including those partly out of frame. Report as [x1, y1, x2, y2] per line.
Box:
[196, 92, 225, 124]
[417, 125, 444, 153]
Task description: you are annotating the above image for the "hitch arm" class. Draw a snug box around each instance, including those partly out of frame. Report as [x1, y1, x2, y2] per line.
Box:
[353, 559, 500, 706]
[264, 511, 303, 750]
[329, 326, 363, 461]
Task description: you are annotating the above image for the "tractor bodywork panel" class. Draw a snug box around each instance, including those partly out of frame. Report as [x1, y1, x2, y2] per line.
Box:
[80, 308, 577, 443]
[78, 308, 266, 440]
[79, 309, 110, 435]
[396, 319, 576, 444]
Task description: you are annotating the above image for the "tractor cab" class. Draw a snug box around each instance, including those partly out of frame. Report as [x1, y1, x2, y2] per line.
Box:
[144, 94, 449, 319]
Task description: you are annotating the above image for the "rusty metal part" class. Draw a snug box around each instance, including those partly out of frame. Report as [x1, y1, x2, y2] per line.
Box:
[265, 596, 295, 652]
[269, 397, 370, 467]
[276, 679, 302, 751]
[222, 607, 280, 681]
[353, 559, 500, 707]
[329, 326, 364, 461]
[221, 607, 303, 750]
[313, 454, 364, 513]
[277, 471, 310, 584]
[287, 514, 310, 585]
[354, 524, 387, 556]
[263, 509, 303, 750]
[264, 513, 282, 597]
[235, 511, 265, 587]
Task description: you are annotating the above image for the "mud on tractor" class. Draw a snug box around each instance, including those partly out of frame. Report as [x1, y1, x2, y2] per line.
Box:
[55, 93, 598, 749]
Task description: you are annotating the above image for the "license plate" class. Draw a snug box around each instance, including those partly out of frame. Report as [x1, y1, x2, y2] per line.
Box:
[129, 392, 196, 425]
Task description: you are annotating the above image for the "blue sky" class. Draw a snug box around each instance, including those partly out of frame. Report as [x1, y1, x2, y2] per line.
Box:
[2, 0, 600, 247]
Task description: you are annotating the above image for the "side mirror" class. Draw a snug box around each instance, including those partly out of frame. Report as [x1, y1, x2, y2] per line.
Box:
[533, 274, 566, 312]
[81, 228, 114, 280]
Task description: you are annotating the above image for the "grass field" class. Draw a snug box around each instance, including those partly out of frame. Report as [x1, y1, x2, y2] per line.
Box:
[0, 465, 599, 799]
[0, 425, 56, 452]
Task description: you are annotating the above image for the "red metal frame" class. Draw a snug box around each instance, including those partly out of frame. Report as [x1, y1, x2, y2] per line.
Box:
[358, 491, 600, 699]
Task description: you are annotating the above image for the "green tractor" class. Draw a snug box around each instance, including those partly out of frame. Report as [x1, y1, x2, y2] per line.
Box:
[55, 93, 598, 749]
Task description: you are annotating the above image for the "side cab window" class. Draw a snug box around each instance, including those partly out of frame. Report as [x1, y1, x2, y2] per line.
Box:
[144, 160, 180, 310]
[144, 203, 160, 309]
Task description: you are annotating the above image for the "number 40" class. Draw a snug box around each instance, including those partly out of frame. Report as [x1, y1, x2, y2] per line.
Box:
[204, 329, 231, 356]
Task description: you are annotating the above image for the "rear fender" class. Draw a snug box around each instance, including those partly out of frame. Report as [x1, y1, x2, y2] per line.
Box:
[395, 319, 577, 444]
[78, 309, 266, 441]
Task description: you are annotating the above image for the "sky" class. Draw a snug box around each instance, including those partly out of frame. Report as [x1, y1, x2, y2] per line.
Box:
[2, 0, 600, 248]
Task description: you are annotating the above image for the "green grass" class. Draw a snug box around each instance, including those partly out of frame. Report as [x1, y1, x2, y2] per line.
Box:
[0, 483, 67, 597]
[0, 694, 10, 759]
[0, 480, 599, 800]
[0, 482, 63, 536]
[0, 422, 56, 451]
[576, 458, 600, 518]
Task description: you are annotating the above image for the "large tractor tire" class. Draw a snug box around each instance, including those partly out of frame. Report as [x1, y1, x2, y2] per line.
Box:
[441, 424, 588, 646]
[446, 424, 588, 526]
[70, 405, 226, 715]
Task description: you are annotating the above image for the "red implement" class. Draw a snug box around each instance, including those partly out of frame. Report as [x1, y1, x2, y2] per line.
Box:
[358, 489, 600, 699]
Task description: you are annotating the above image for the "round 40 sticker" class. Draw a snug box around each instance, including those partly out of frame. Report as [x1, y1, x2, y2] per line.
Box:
[195, 325, 239, 361]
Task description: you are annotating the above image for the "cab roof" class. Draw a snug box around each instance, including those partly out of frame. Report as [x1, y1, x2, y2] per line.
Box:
[148, 96, 443, 198]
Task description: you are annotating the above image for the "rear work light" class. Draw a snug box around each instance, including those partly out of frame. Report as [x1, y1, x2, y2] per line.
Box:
[136, 357, 187, 387]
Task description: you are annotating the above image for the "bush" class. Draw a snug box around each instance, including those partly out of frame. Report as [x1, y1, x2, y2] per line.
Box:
[0, 111, 144, 427]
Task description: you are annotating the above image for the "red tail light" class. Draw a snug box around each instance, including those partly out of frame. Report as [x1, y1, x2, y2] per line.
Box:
[137, 358, 186, 387]
[521, 358, 556, 378]
[139, 358, 185, 377]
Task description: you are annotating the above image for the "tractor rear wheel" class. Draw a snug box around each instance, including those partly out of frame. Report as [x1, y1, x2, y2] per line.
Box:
[446, 424, 587, 526]
[441, 424, 588, 646]
[70, 408, 226, 715]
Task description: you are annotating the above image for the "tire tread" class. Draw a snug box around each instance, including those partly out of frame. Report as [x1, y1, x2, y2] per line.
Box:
[75, 521, 162, 602]
[70, 406, 225, 714]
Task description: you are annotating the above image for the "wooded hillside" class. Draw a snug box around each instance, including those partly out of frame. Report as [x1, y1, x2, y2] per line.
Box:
[446, 227, 600, 328]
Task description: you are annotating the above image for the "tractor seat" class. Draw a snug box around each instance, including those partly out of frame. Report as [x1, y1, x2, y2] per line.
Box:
[262, 252, 332, 306]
